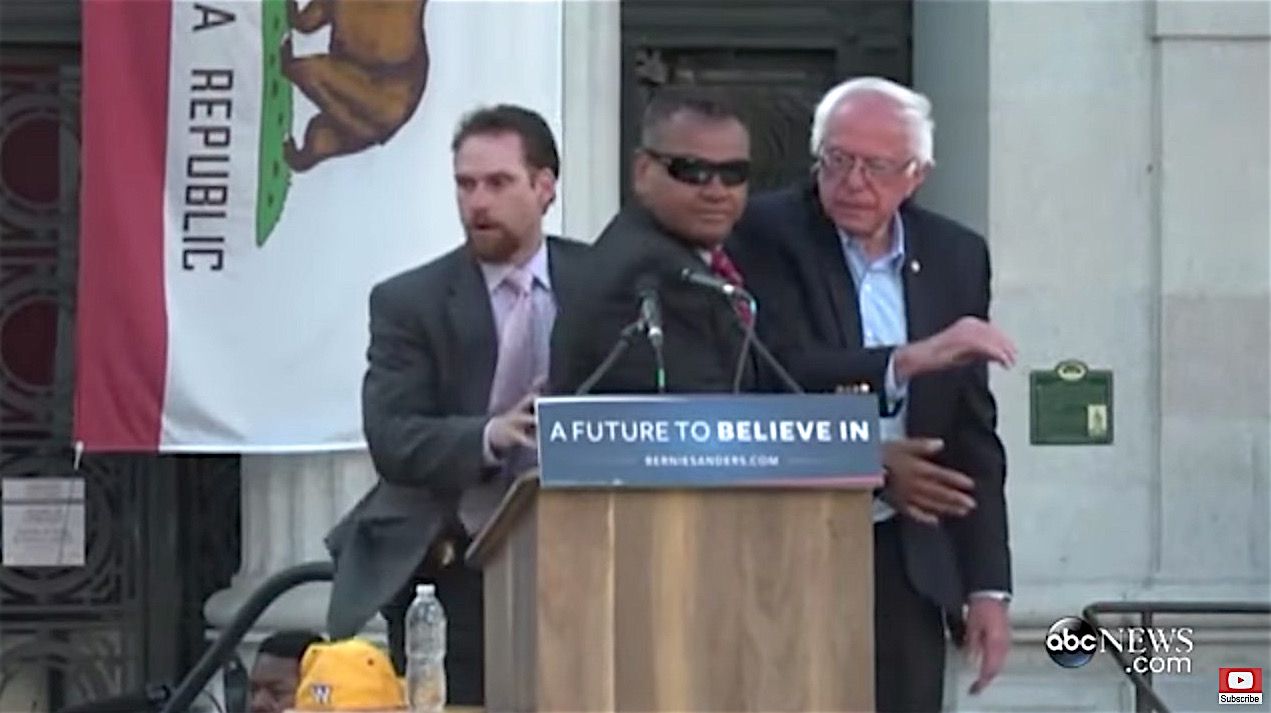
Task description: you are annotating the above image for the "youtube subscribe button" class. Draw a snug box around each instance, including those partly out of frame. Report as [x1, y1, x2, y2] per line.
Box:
[1219, 667, 1263, 705]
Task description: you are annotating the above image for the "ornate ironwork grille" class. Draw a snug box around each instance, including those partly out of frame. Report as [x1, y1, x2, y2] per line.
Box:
[0, 52, 242, 712]
[620, 0, 913, 196]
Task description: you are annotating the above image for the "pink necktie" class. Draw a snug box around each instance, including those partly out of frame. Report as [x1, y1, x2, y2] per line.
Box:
[461, 269, 538, 534]
[488, 267, 536, 415]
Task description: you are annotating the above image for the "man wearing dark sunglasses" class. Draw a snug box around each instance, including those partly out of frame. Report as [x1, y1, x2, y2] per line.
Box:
[551, 87, 764, 395]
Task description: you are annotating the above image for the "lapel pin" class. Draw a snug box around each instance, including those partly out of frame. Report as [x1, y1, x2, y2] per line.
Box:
[909, 258, 921, 274]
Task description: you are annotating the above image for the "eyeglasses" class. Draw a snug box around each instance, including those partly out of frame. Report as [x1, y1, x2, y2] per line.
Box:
[643, 148, 751, 187]
[817, 149, 916, 181]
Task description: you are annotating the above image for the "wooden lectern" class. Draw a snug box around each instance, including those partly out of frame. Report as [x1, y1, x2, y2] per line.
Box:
[466, 472, 878, 712]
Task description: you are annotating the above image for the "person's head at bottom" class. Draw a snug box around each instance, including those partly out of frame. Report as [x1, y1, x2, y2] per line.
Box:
[250, 630, 324, 713]
[632, 87, 751, 250]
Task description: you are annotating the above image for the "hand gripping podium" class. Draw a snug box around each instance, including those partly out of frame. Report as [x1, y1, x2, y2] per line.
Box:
[466, 394, 883, 713]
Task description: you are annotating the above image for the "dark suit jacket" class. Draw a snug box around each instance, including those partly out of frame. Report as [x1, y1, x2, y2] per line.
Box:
[730, 182, 1011, 611]
[325, 236, 588, 639]
[550, 203, 758, 395]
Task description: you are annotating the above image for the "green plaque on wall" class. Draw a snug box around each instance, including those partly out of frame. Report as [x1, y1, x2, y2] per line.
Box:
[1030, 360, 1113, 445]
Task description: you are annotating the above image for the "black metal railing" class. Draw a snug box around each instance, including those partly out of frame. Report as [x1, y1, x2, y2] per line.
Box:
[161, 560, 334, 713]
[1082, 600, 1271, 713]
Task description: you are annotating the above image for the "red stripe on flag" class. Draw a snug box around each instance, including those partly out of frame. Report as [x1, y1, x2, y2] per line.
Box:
[75, 0, 172, 451]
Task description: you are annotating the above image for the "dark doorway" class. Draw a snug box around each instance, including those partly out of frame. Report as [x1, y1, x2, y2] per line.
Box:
[620, 0, 913, 197]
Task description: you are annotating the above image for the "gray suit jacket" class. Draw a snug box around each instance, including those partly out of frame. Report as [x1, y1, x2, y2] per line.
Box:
[325, 236, 588, 638]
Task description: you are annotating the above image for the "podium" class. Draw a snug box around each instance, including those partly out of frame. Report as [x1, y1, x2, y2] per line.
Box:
[466, 394, 883, 712]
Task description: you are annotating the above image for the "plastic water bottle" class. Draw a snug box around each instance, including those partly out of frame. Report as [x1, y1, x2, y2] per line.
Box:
[405, 583, 447, 713]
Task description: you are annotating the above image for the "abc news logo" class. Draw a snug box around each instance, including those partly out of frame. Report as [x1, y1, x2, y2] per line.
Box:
[1045, 616, 1194, 674]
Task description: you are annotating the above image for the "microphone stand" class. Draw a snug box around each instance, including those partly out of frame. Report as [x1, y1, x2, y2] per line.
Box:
[652, 335, 667, 393]
[574, 319, 644, 395]
[725, 295, 804, 394]
[749, 328, 804, 394]
[677, 268, 801, 394]
[730, 293, 757, 393]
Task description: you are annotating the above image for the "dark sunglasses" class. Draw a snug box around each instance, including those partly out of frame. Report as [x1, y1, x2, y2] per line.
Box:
[643, 149, 751, 187]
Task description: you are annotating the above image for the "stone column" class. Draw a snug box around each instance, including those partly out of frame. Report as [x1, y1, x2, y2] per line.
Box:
[203, 452, 379, 646]
[561, 0, 622, 243]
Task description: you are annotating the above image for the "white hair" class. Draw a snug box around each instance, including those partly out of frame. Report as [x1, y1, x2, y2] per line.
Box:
[809, 77, 935, 166]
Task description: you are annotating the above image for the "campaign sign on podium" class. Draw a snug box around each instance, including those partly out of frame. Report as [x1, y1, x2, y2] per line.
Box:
[535, 393, 881, 488]
[477, 392, 884, 711]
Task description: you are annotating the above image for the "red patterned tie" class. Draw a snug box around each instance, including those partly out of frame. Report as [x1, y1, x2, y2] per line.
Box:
[709, 248, 753, 326]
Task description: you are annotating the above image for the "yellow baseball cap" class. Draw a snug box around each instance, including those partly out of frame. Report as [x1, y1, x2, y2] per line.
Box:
[292, 638, 407, 711]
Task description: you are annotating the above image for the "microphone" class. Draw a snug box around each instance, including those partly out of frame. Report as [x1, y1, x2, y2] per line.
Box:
[679, 267, 752, 300]
[635, 274, 664, 351]
[634, 274, 668, 392]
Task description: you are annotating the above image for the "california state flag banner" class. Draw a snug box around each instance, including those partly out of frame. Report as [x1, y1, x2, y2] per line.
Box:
[76, 0, 563, 452]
